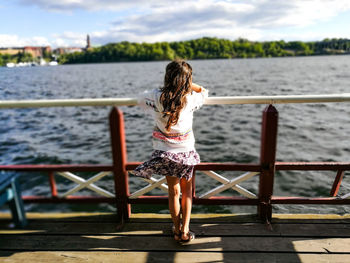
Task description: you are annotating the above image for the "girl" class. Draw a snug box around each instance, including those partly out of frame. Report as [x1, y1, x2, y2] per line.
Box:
[133, 60, 208, 242]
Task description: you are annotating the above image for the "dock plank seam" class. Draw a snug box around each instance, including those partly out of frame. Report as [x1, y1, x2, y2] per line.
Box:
[1, 248, 350, 255]
[2, 233, 350, 239]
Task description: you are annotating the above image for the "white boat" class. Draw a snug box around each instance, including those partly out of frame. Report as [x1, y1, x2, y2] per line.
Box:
[48, 61, 58, 66]
[40, 58, 47, 66]
[6, 63, 15, 68]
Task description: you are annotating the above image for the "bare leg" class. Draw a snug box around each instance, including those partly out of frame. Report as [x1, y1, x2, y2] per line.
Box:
[166, 176, 181, 240]
[180, 177, 193, 240]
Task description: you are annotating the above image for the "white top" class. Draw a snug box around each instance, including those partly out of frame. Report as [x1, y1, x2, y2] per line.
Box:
[138, 88, 208, 153]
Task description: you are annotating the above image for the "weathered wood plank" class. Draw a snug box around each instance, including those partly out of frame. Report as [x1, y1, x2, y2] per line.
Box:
[1, 235, 350, 253]
[1, 222, 350, 238]
[1, 212, 349, 223]
[0, 212, 256, 223]
[1, 251, 350, 263]
[1, 213, 350, 262]
[0, 212, 119, 222]
[272, 213, 350, 223]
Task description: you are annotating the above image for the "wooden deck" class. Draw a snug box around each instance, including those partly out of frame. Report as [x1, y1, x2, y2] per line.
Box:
[0, 212, 350, 262]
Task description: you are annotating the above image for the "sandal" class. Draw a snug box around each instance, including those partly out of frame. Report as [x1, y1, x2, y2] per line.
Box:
[172, 225, 182, 242]
[181, 230, 195, 243]
[173, 231, 181, 242]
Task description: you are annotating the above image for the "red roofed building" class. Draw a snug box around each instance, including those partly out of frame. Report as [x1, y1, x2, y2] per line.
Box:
[23, 46, 51, 57]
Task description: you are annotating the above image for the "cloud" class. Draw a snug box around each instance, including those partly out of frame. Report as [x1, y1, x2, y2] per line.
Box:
[0, 34, 50, 47]
[87, 1, 261, 44]
[10, 0, 350, 47]
[246, 0, 350, 28]
[51, 32, 87, 47]
[17, 0, 168, 12]
[88, 0, 350, 44]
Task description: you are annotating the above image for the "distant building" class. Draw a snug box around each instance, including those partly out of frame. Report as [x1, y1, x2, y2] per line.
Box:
[52, 35, 91, 54]
[84, 34, 92, 51]
[86, 35, 91, 49]
[24, 46, 51, 57]
[0, 48, 22, 55]
[0, 46, 51, 57]
[54, 47, 83, 55]
[0, 35, 90, 57]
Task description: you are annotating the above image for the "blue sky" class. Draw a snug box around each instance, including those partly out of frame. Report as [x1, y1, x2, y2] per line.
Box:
[1, 0, 350, 48]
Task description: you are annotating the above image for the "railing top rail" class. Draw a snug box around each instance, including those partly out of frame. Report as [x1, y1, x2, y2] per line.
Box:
[0, 93, 349, 108]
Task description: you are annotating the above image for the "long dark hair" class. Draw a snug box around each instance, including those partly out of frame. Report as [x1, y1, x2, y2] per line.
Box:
[160, 60, 192, 131]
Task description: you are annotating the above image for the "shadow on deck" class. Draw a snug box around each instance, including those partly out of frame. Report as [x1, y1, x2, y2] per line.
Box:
[0, 212, 350, 262]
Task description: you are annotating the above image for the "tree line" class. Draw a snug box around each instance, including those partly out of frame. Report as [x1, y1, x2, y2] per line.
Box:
[58, 37, 350, 64]
[1, 37, 349, 66]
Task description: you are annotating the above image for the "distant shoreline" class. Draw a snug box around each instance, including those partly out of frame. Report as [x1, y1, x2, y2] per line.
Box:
[58, 37, 350, 65]
[1, 37, 349, 67]
[2, 53, 350, 68]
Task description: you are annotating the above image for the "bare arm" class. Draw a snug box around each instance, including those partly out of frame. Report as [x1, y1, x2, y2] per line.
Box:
[191, 83, 203, 93]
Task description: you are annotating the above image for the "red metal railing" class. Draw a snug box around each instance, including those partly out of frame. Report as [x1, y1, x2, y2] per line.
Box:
[0, 105, 349, 223]
[0, 164, 114, 203]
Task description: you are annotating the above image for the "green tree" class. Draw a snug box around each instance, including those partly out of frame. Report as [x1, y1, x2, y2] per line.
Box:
[58, 37, 350, 64]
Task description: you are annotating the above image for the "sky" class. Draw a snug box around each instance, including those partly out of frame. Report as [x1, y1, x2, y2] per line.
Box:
[1, 0, 350, 48]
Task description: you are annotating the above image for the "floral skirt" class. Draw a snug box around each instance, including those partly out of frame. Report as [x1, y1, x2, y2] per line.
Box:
[132, 150, 200, 181]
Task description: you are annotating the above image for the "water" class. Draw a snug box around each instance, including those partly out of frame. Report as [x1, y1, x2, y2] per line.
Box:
[0, 56, 349, 214]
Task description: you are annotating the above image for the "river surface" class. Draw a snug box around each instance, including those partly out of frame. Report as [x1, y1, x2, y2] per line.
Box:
[0, 56, 349, 214]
